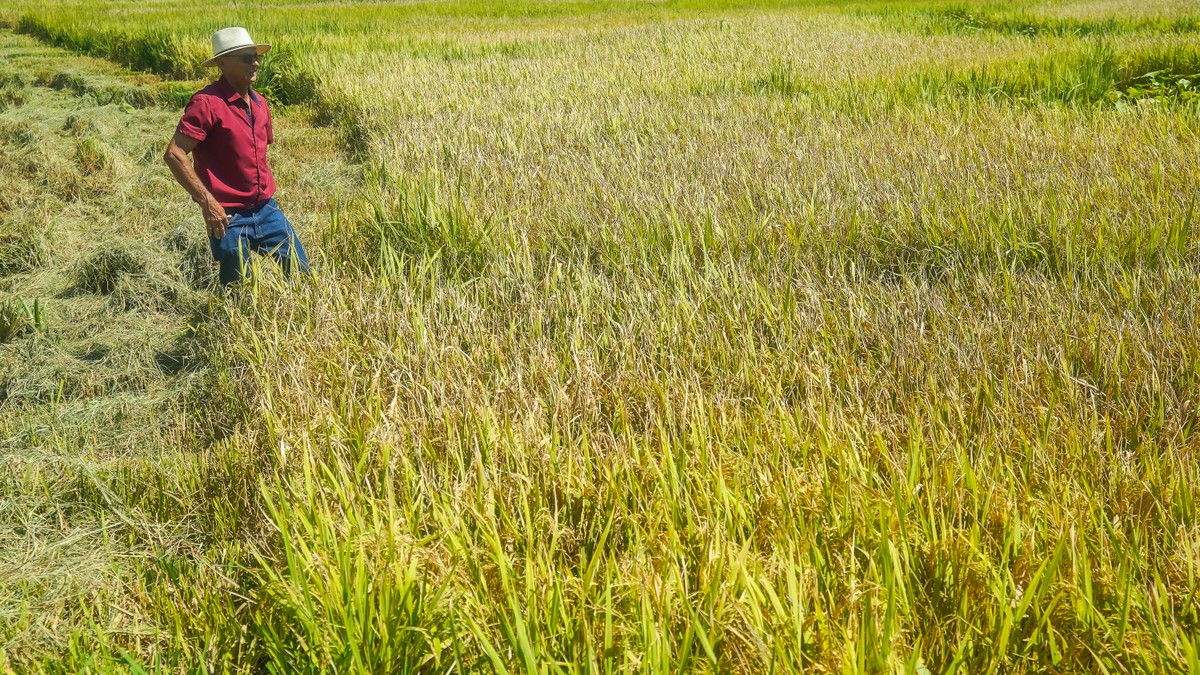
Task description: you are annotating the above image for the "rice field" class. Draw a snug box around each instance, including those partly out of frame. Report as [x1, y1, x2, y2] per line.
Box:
[1, 0, 1198, 672]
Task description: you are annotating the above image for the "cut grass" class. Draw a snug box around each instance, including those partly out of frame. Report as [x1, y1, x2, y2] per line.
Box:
[0, 225, 47, 275]
[0, 28, 355, 672]
[74, 244, 145, 294]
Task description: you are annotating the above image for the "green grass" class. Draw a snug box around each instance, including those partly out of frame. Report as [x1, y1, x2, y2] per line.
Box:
[903, 39, 1200, 105]
[922, 5, 1200, 37]
[1, 0, 1199, 672]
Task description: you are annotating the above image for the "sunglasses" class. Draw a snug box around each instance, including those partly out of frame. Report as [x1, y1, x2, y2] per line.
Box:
[227, 52, 261, 64]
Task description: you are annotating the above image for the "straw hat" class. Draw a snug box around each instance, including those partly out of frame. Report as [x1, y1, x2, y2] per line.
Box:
[201, 27, 271, 68]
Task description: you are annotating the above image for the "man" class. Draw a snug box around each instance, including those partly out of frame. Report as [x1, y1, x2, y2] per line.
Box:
[164, 27, 308, 285]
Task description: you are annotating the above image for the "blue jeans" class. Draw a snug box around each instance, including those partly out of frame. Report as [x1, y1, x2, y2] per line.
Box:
[209, 198, 309, 285]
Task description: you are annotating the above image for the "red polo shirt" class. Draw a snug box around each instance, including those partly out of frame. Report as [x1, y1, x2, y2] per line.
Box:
[176, 76, 276, 209]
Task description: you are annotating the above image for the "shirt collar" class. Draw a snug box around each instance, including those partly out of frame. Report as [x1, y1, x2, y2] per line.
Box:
[216, 76, 260, 105]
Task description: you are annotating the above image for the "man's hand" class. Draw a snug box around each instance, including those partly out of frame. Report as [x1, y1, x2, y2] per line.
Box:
[201, 194, 229, 239]
[164, 132, 228, 239]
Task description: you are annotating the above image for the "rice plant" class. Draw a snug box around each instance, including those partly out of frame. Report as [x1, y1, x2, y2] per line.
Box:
[1, 0, 1199, 672]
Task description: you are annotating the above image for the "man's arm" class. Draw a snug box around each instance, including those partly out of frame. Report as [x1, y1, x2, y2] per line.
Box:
[163, 132, 229, 239]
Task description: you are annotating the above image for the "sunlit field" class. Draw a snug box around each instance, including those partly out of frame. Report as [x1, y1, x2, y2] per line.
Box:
[1, 0, 1198, 671]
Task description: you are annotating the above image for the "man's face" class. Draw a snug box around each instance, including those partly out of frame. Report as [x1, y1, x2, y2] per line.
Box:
[218, 48, 261, 89]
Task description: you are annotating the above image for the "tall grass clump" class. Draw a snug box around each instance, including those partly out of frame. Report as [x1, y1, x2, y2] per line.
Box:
[253, 37, 322, 106]
[924, 6, 1200, 37]
[752, 62, 806, 97]
[15, 14, 208, 79]
[358, 183, 494, 280]
[251, 462, 455, 672]
[0, 294, 30, 342]
[907, 39, 1200, 105]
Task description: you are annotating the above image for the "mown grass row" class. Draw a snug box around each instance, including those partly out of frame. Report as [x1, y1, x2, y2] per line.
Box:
[0, 34, 214, 673]
[0, 31, 357, 672]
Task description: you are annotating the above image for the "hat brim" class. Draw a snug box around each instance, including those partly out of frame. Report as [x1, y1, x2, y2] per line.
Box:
[202, 43, 271, 68]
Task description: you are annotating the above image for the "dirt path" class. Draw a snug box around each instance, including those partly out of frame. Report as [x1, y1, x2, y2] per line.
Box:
[0, 29, 357, 666]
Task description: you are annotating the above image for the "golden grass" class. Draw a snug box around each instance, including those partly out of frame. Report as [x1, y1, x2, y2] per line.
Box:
[1, 0, 1199, 671]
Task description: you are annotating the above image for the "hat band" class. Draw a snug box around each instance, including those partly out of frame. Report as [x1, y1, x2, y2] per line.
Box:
[213, 44, 268, 58]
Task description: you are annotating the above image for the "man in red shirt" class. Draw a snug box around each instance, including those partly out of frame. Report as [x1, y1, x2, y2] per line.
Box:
[164, 27, 308, 285]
